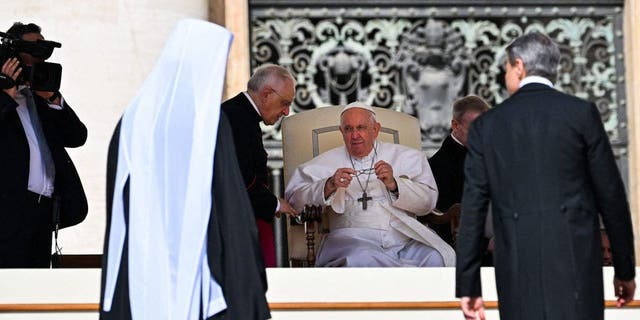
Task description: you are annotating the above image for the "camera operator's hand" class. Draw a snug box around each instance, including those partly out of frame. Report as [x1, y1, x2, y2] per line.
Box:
[35, 90, 61, 105]
[1, 58, 22, 99]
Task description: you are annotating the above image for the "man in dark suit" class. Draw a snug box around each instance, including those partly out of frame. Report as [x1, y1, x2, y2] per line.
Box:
[222, 64, 298, 267]
[424, 95, 489, 247]
[456, 32, 636, 320]
[0, 22, 87, 268]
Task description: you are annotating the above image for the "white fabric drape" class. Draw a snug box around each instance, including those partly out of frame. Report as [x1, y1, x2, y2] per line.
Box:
[102, 19, 233, 319]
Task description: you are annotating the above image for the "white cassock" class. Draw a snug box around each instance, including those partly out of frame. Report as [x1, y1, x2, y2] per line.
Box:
[285, 141, 456, 267]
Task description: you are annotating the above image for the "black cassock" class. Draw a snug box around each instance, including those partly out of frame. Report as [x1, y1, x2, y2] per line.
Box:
[100, 113, 270, 320]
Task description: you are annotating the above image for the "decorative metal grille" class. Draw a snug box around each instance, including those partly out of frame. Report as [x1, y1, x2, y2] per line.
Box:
[250, 1, 627, 183]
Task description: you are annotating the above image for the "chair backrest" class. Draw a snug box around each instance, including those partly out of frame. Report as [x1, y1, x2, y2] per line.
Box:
[281, 105, 422, 266]
[282, 106, 422, 186]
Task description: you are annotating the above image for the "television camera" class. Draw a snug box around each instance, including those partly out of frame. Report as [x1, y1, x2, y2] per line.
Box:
[0, 31, 62, 92]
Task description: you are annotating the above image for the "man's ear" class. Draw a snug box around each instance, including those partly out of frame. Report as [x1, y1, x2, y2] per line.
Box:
[514, 58, 527, 80]
[259, 85, 272, 102]
[374, 122, 381, 137]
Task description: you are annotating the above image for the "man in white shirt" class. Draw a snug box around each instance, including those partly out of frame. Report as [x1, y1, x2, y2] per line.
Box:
[285, 102, 455, 267]
[0, 22, 87, 268]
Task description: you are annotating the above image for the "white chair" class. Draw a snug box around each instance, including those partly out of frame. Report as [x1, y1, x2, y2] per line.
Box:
[281, 106, 422, 266]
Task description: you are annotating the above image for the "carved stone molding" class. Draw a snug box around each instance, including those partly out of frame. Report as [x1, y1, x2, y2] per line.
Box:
[251, 2, 628, 188]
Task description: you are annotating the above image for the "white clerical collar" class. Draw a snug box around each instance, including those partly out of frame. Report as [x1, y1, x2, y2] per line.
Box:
[519, 76, 553, 88]
[450, 134, 464, 146]
[243, 91, 263, 118]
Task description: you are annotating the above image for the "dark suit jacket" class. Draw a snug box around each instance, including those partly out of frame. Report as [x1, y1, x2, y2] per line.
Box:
[426, 135, 466, 245]
[456, 83, 635, 320]
[100, 113, 270, 320]
[222, 93, 277, 222]
[0, 90, 87, 237]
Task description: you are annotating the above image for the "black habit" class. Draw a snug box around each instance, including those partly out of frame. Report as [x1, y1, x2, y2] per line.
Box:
[100, 113, 270, 320]
[0, 90, 87, 267]
[456, 83, 635, 320]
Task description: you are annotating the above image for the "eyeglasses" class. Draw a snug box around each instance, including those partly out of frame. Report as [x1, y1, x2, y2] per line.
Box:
[351, 167, 375, 177]
[270, 88, 292, 107]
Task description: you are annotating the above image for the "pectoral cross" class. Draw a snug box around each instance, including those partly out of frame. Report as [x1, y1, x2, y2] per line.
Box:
[357, 192, 373, 210]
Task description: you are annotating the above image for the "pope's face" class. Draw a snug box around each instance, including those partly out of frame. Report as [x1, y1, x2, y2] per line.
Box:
[340, 108, 380, 158]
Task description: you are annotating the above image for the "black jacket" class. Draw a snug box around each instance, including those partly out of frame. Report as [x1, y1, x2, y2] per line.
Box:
[456, 83, 635, 320]
[222, 93, 277, 222]
[427, 135, 467, 245]
[0, 90, 87, 233]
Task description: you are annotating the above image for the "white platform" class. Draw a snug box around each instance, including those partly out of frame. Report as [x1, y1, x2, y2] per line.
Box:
[0, 267, 637, 319]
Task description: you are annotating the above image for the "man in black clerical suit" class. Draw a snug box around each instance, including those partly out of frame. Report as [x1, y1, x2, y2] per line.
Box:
[222, 64, 298, 267]
[100, 113, 270, 320]
[0, 22, 87, 268]
[423, 95, 488, 247]
[456, 32, 635, 320]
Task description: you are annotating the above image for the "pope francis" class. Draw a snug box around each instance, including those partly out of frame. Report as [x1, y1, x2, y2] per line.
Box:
[285, 102, 455, 267]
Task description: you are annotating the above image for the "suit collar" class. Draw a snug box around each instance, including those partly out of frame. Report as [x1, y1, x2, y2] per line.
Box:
[513, 82, 556, 96]
[443, 135, 467, 155]
[0, 90, 19, 113]
[450, 134, 464, 147]
[519, 75, 553, 88]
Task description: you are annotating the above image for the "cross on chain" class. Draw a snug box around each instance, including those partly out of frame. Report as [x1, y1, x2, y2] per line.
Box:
[357, 192, 373, 210]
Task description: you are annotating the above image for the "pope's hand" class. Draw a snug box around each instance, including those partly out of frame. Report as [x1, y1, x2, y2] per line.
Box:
[324, 167, 356, 198]
[374, 160, 396, 191]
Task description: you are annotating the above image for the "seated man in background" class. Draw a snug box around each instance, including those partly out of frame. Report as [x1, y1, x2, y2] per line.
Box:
[285, 102, 455, 267]
[422, 95, 489, 248]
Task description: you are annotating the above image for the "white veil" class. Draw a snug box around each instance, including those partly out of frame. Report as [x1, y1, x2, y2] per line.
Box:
[102, 19, 233, 319]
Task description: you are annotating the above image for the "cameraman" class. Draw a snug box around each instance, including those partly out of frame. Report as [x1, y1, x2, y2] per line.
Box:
[0, 22, 87, 268]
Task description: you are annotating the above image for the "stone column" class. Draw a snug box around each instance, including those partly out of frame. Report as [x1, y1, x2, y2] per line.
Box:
[624, 0, 640, 265]
[209, 0, 251, 100]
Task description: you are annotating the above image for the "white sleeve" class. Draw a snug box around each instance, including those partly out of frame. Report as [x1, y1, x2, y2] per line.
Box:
[285, 166, 330, 213]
